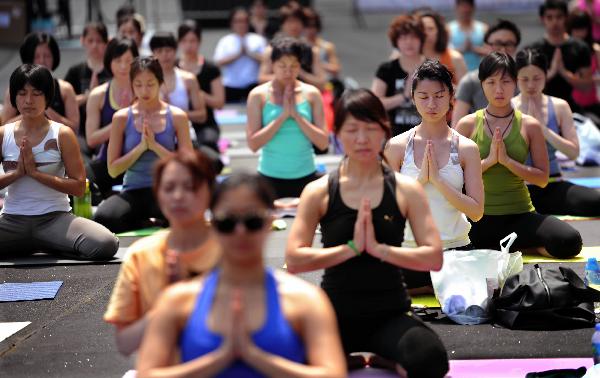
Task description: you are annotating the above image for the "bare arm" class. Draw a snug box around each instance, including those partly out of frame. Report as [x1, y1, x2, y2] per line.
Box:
[258, 48, 274, 84]
[431, 140, 484, 221]
[48, 80, 80, 131]
[245, 88, 286, 152]
[383, 134, 407, 172]
[137, 285, 233, 378]
[171, 109, 194, 153]
[85, 85, 112, 148]
[547, 99, 579, 160]
[297, 49, 327, 91]
[184, 74, 207, 124]
[244, 283, 345, 378]
[451, 99, 472, 129]
[371, 77, 407, 110]
[293, 88, 328, 151]
[115, 316, 150, 356]
[322, 43, 341, 77]
[1, 88, 18, 125]
[454, 114, 497, 173]
[451, 50, 468, 83]
[285, 177, 356, 273]
[203, 76, 225, 110]
[501, 117, 549, 187]
[27, 126, 86, 196]
[370, 177, 443, 271]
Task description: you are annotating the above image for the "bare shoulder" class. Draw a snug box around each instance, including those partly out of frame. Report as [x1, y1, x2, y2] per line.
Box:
[550, 96, 571, 113]
[156, 277, 204, 315]
[394, 172, 419, 192]
[112, 107, 130, 122]
[248, 82, 269, 99]
[168, 104, 187, 118]
[303, 173, 329, 198]
[456, 132, 478, 150]
[449, 48, 464, 59]
[454, 112, 477, 135]
[521, 113, 543, 130]
[302, 82, 322, 100]
[57, 79, 74, 92]
[273, 269, 329, 307]
[89, 82, 109, 100]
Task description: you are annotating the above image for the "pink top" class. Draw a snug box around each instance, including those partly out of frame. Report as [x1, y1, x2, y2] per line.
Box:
[579, 0, 600, 42]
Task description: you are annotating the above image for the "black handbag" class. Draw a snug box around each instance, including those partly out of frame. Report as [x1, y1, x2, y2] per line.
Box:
[493, 264, 600, 330]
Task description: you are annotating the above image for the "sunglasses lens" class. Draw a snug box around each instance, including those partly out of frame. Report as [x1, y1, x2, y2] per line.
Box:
[244, 216, 265, 231]
[214, 217, 236, 233]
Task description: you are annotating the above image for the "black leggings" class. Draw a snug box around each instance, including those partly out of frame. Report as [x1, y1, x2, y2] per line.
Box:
[93, 188, 164, 233]
[336, 311, 448, 377]
[469, 212, 582, 259]
[86, 159, 123, 200]
[528, 181, 600, 216]
[259, 171, 320, 199]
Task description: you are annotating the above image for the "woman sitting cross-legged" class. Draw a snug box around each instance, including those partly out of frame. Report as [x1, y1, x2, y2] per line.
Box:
[385, 60, 484, 293]
[286, 88, 448, 377]
[93, 56, 194, 233]
[0, 64, 118, 260]
[455, 52, 582, 258]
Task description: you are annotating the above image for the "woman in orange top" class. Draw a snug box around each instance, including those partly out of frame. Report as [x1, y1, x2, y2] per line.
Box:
[418, 10, 467, 84]
[104, 150, 221, 355]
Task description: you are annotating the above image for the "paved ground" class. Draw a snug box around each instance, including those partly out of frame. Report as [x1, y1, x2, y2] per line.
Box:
[2, 1, 599, 377]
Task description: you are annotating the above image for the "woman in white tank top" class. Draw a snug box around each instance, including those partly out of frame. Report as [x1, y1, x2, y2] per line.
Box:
[0, 64, 118, 260]
[150, 32, 207, 124]
[384, 60, 483, 292]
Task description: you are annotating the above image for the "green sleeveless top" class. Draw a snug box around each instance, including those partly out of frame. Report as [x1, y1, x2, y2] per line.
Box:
[258, 84, 315, 179]
[472, 109, 534, 215]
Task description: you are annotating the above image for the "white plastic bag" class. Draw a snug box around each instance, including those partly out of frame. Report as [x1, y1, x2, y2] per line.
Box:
[430, 233, 523, 325]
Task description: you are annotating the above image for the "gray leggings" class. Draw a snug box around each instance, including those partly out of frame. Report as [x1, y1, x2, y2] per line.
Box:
[0, 211, 119, 260]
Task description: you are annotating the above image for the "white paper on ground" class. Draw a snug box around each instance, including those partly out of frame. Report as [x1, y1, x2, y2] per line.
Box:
[0, 321, 31, 342]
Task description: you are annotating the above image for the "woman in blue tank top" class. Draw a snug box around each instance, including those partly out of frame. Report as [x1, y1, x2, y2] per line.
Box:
[246, 37, 329, 199]
[513, 48, 600, 217]
[286, 89, 448, 377]
[93, 57, 193, 233]
[85, 37, 138, 199]
[137, 173, 345, 378]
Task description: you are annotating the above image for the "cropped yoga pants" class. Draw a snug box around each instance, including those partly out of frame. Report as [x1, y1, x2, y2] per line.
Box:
[93, 188, 164, 234]
[528, 181, 600, 216]
[469, 212, 582, 259]
[0, 211, 118, 260]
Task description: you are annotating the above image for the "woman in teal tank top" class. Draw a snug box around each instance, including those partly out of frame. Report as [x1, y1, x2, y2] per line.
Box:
[137, 173, 345, 378]
[247, 37, 328, 199]
[455, 52, 582, 259]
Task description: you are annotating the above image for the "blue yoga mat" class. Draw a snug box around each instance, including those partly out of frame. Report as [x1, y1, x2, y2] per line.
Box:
[568, 177, 600, 188]
[0, 281, 63, 302]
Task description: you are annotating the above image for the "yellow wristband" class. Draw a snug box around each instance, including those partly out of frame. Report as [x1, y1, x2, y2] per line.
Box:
[347, 240, 361, 256]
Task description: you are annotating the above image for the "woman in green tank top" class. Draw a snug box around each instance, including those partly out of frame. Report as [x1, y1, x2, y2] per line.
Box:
[455, 52, 582, 259]
[246, 37, 328, 199]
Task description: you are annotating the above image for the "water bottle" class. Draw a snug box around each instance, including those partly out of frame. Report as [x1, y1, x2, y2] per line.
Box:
[73, 179, 93, 219]
[585, 258, 600, 316]
[593, 323, 600, 364]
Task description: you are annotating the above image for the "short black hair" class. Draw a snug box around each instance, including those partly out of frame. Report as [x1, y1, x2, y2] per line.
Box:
[539, 0, 568, 17]
[412, 59, 455, 97]
[456, 0, 475, 6]
[149, 31, 177, 51]
[130, 56, 164, 85]
[515, 48, 548, 74]
[484, 19, 521, 46]
[117, 14, 143, 34]
[9, 64, 55, 109]
[178, 19, 202, 41]
[280, 5, 308, 26]
[19, 32, 60, 71]
[270, 36, 304, 63]
[334, 88, 390, 139]
[82, 21, 108, 43]
[478, 52, 517, 82]
[229, 7, 249, 25]
[210, 172, 276, 210]
[104, 37, 139, 76]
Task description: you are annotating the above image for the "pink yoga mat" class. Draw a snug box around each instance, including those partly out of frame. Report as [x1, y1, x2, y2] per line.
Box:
[448, 358, 593, 377]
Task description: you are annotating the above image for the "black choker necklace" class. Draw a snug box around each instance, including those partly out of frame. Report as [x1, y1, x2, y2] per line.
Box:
[485, 108, 514, 118]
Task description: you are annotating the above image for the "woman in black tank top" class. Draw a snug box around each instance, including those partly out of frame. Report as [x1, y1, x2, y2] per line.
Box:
[286, 89, 448, 377]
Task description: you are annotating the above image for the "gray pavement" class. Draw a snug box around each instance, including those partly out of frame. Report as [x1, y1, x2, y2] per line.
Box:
[1, 1, 599, 377]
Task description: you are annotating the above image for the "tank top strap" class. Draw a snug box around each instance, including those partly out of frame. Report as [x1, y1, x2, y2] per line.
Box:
[165, 105, 174, 131]
[449, 129, 460, 164]
[381, 164, 398, 202]
[546, 97, 560, 135]
[263, 268, 279, 323]
[403, 129, 417, 165]
[125, 106, 135, 131]
[2, 122, 16, 156]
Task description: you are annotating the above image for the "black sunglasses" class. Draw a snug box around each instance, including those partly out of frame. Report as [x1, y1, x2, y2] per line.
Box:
[213, 214, 268, 234]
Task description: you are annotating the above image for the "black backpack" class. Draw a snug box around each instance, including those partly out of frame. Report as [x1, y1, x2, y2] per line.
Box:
[493, 264, 600, 330]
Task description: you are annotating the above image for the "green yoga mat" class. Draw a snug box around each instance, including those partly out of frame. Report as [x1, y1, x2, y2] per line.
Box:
[555, 215, 600, 222]
[116, 227, 163, 237]
[521, 246, 600, 263]
[412, 294, 441, 308]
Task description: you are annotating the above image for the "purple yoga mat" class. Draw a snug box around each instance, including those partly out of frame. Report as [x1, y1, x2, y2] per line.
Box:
[448, 358, 593, 377]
